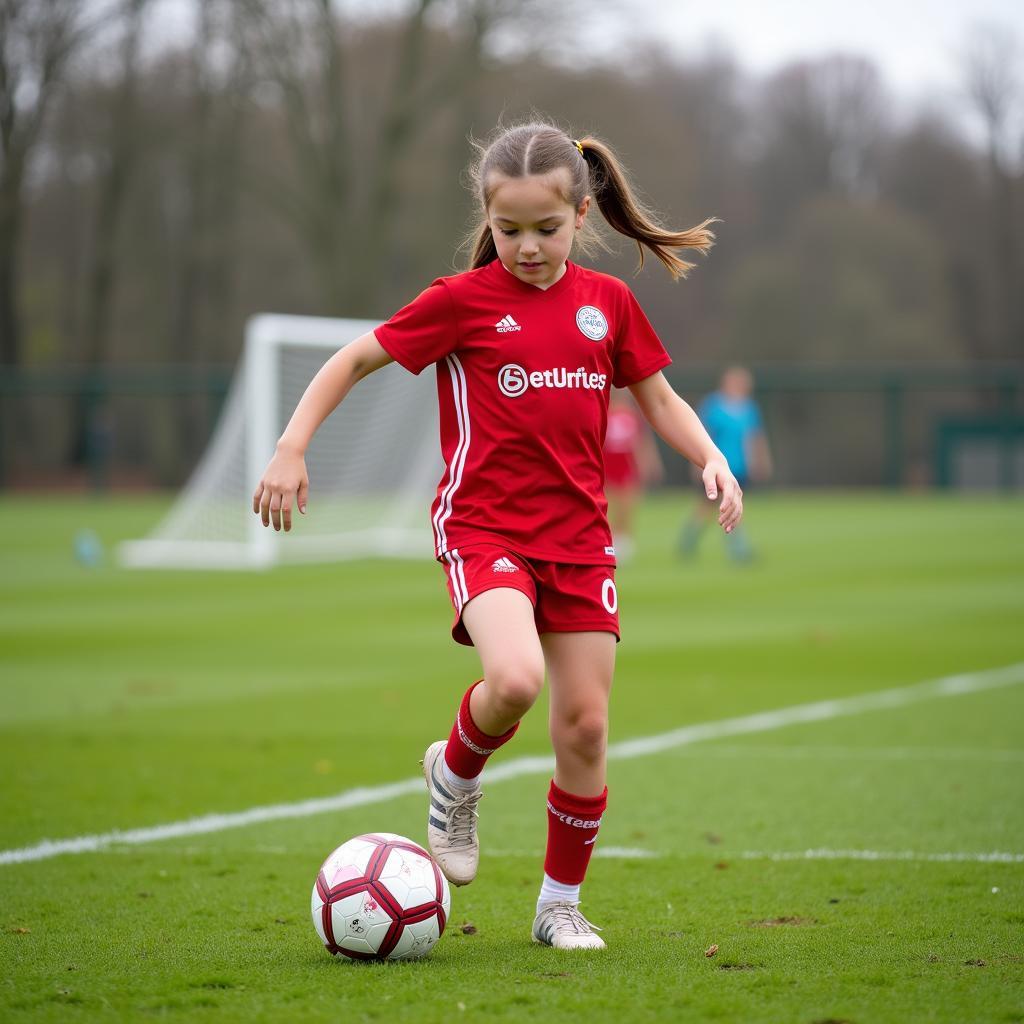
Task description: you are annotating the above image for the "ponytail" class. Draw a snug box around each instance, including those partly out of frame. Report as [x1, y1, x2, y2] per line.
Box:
[579, 137, 716, 279]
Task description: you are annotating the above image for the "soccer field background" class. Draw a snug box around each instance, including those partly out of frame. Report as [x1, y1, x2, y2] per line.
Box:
[2, 491, 1023, 1023]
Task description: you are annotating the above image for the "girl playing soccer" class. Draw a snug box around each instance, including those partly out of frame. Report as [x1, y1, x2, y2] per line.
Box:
[252, 120, 742, 950]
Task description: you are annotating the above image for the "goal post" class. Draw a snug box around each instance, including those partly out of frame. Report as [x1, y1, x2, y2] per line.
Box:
[119, 314, 442, 570]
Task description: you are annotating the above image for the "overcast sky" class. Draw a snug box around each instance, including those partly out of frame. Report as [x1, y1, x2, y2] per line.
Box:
[579, 0, 1022, 114]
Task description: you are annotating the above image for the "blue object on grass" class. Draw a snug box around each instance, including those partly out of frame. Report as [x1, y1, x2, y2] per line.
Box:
[73, 529, 104, 567]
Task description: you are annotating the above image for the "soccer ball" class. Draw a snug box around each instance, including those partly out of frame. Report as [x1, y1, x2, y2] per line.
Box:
[311, 833, 451, 961]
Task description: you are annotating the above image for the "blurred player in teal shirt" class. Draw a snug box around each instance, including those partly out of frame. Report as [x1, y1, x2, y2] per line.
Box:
[680, 367, 772, 561]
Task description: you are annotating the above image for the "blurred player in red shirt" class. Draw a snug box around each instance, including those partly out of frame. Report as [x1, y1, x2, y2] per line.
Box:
[252, 121, 741, 950]
[603, 389, 664, 560]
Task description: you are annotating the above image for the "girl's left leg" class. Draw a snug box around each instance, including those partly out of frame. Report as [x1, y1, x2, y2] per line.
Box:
[532, 630, 616, 950]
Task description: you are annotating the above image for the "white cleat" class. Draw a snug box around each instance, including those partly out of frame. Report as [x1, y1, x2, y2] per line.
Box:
[532, 901, 606, 950]
[421, 740, 481, 887]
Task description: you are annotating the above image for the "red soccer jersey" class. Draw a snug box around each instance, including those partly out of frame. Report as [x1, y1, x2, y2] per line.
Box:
[374, 259, 671, 564]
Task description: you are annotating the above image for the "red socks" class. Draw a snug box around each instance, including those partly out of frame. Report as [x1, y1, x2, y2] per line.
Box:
[444, 681, 519, 779]
[544, 780, 608, 885]
[443, 684, 608, 889]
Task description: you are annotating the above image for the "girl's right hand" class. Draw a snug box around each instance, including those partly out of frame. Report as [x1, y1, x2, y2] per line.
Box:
[252, 445, 309, 532]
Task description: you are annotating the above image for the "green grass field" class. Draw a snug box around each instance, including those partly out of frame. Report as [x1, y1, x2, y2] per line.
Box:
[2, 492, 1023, 1023]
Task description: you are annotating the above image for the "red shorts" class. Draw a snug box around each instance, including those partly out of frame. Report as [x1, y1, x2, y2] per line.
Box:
[440, 545, 620, 647]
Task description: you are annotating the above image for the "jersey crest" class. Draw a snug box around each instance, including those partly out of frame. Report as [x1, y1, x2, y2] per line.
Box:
[575, 305, 609, 341]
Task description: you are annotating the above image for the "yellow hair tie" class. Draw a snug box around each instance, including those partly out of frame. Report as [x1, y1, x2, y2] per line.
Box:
[572, 139, 584, 156]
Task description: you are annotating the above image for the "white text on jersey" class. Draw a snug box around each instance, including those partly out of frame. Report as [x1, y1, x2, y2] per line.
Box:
[498, 363, 608, 398]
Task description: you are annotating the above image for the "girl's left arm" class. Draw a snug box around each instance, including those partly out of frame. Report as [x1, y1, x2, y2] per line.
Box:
[629, 371, 743, 533]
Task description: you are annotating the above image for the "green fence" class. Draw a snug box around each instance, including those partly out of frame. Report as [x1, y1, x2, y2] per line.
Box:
[1, 363, 1021, 491]
[0, 367, 232, 492]
[663, 364, 1024, 491]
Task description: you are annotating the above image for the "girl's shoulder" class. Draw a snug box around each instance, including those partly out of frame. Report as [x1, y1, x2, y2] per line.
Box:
[573, 262, 626, 287]
[572, 263, 636, 300]
[429, 262, 497, 295]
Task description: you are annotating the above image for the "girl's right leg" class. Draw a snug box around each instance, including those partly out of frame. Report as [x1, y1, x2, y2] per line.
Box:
[463, 588, 546, 734]
[424, 587, 545, 886]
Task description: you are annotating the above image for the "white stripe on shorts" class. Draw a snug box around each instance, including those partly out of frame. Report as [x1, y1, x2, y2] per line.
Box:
[445, 548, 468, 610]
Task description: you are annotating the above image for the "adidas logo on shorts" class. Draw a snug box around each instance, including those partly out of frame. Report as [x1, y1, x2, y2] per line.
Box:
[491, 557, 519, 573]
[495, 315, 522, 333]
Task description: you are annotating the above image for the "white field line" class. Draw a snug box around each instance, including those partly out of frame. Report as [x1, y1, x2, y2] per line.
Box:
[2, 661, 1023, 867]
[593, 846, 660, 859]
[482, 847, 1024, 865]
[664, 744, 1024, 763]
[740, 849, 1024, 864]
[97, 844, 1024, 866]
[481, 847, 663, 860]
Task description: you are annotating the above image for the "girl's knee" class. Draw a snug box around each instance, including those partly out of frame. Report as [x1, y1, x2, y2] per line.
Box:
[554, 709, 608, 761]
[487, 660, 544, 717]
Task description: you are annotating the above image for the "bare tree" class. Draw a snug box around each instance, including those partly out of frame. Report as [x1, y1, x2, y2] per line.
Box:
[0, 0, 118, 366]
[879, 114, 991, 361]
[236, 0, 578, 312]
[61, 0, 151, 481]
[236, 0, 360, 311]
[82, 0, 151, 370]
[753, 55, 887, 235]
[156, 0, 255, 470]
[237, 0, 472, 313]
[167, 0, 227, 368]
[348, 0, 442, 304]
[963, 22, 1021, 355]
[199, 0, 254, 364]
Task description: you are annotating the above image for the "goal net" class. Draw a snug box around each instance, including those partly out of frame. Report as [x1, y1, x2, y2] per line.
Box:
[119, 314, 442, 569]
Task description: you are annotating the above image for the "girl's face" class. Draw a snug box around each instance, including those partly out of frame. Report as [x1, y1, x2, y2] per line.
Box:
[486, 170, 590, 289]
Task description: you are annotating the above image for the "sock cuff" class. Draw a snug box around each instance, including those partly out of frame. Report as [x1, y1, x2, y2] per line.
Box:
[458, 680, 519, 755]
[547, 780, 608, 818]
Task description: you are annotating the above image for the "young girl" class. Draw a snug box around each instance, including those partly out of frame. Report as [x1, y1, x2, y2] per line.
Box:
[252, 121, 742, 951]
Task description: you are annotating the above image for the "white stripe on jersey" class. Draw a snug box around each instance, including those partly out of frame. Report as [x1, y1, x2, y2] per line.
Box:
[432, 353, 471, 556]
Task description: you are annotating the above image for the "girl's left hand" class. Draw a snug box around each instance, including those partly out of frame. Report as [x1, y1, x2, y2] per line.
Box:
[702, 458, 743, 533]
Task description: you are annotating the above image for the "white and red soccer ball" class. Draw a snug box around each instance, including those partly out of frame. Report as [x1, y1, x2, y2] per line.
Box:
[311, 833, 451, 961]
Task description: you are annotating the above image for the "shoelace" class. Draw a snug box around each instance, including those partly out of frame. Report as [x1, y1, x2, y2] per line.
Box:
[544, 902, 602, 936]
[445, 788, 481, 847]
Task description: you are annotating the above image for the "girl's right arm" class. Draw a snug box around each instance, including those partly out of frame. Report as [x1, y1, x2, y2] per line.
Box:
[251, 331, 394, 531]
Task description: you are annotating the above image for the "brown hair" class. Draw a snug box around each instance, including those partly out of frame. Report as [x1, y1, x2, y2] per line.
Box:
[466, 121, 716, 279]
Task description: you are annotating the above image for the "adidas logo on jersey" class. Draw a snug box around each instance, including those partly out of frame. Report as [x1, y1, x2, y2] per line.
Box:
[491, 557, 519, 573]
[495, 315, 522, 333]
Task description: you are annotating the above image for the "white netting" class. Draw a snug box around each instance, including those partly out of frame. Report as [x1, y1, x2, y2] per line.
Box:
[119, 315, 442, 569]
